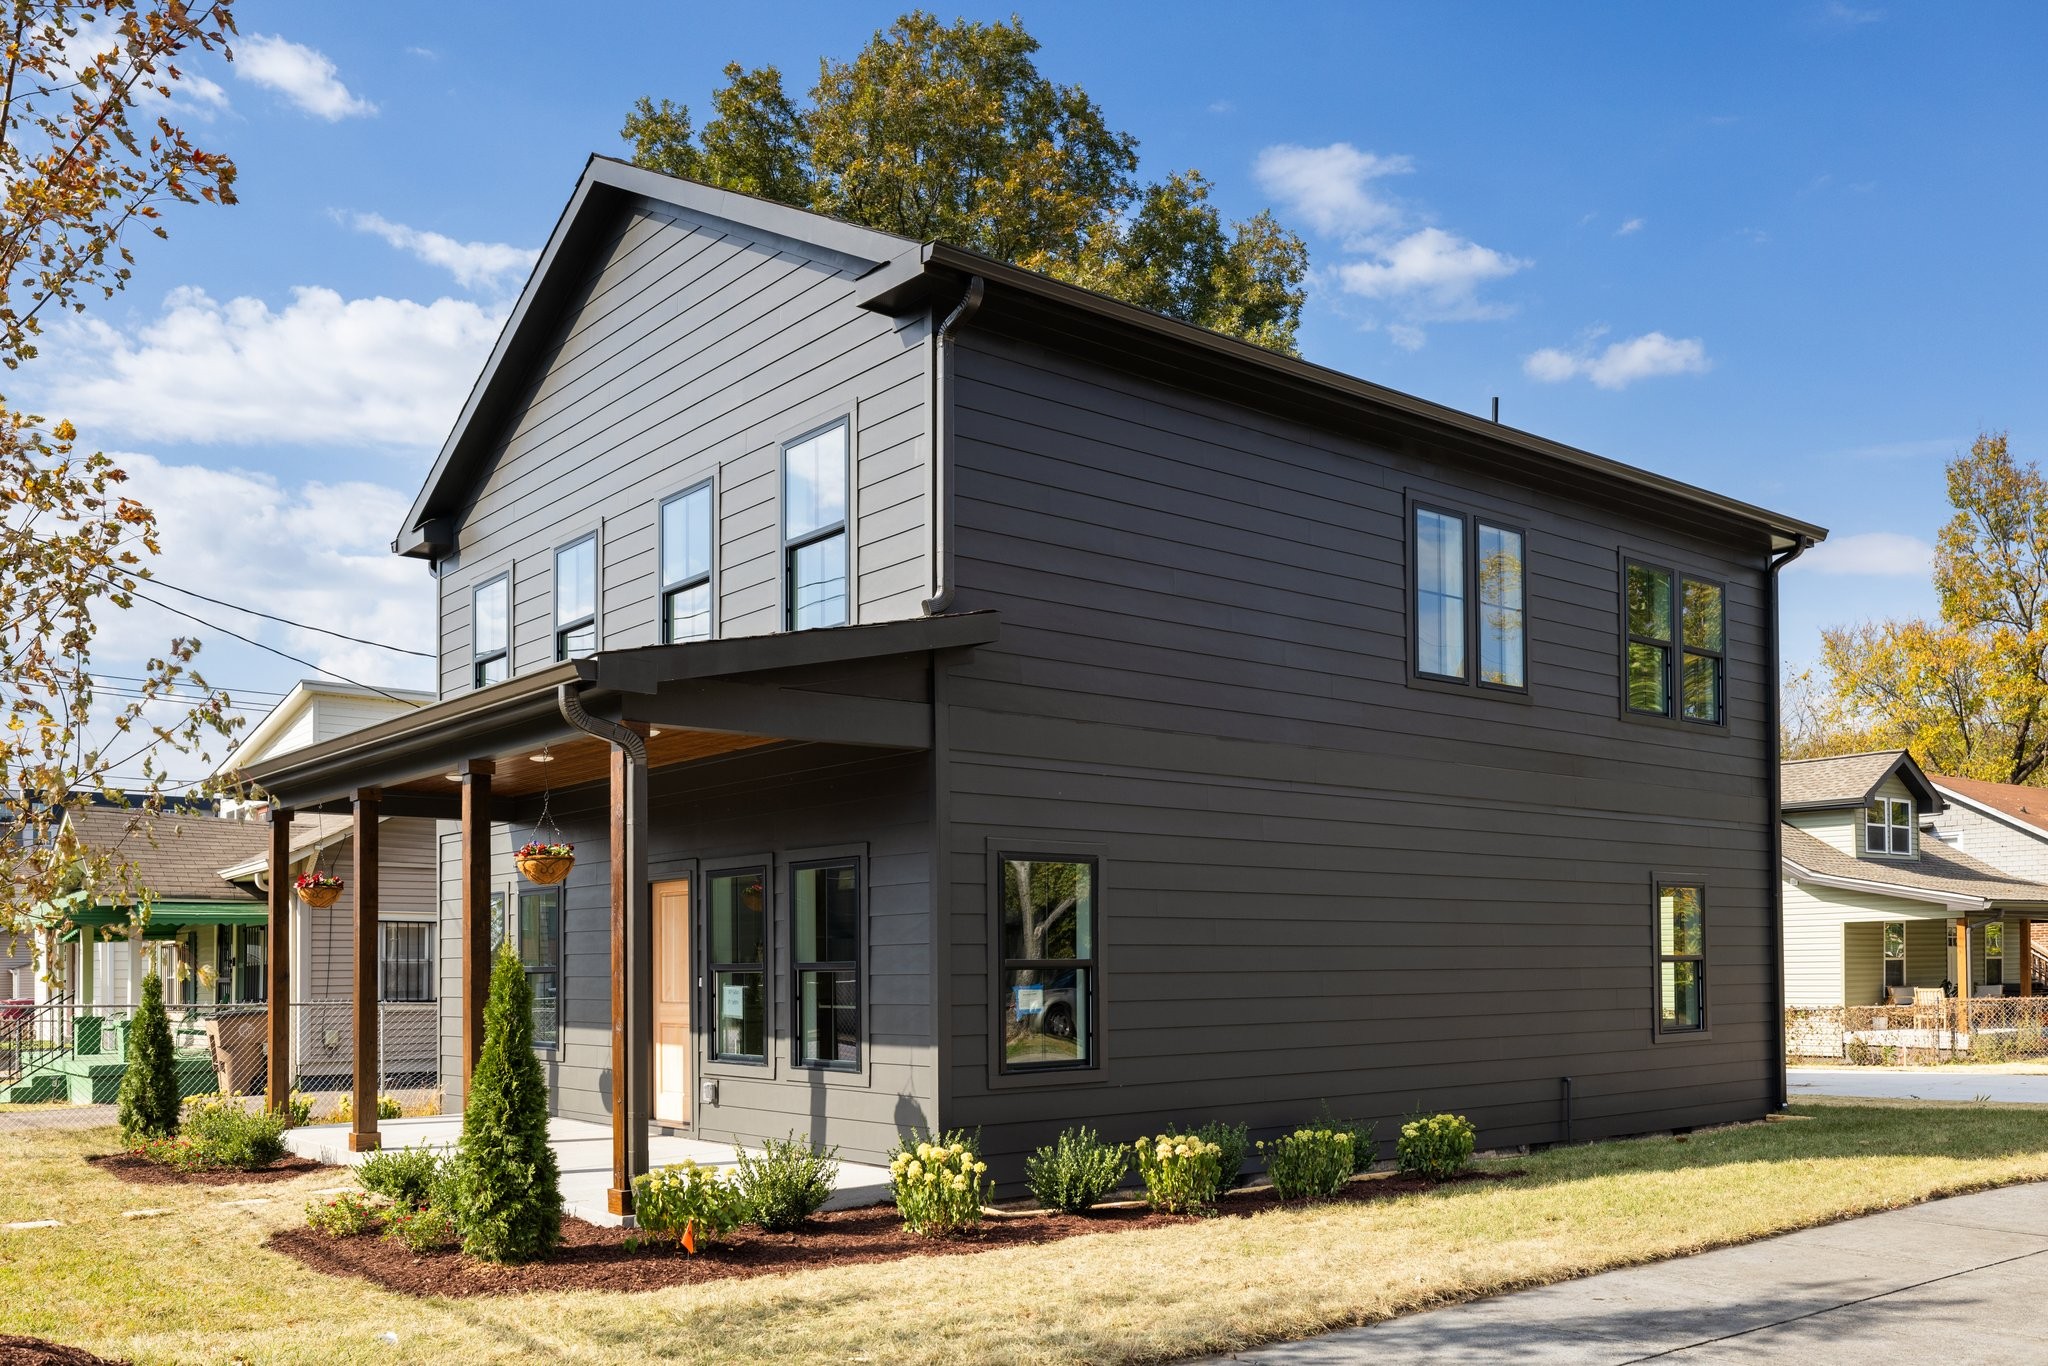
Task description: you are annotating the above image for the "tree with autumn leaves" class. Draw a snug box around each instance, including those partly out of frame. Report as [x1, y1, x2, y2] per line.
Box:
[1802, 432, 2048, 785]
[1, 2, 241, 946]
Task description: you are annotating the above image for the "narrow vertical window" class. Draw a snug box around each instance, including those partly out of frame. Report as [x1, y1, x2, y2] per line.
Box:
[999, 855, 1098, 1070]
[709, 868, 767, 1063]
[784, 422, 848, 631]
[518, 887, 561, 1049]
[1656, 883, 1705, 1033]
[1680, 578, 1724, 724]
[1626, 562, 1674, 715]
[1985, 921, 2004, 987]
[1477, 522, 1526, 689]
[1883, 920, 1906, 989]
[378, 923, 435, 1003]
[554, 535, 597, 659]
[1413, 507, 1467, 680]
[472, 575, 509, 688]
[791, 860, 860, 1069]
[660, 482, 714, 644]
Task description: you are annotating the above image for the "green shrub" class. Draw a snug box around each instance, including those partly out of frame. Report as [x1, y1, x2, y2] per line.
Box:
[731, 1133, 839, 1231]
[451, 946, 562, 1263]
[1024, 1126, 1130, 1213]
[1311, 1099, 1378, 1173]
[633, 1159, 748, 1250]
[284, 1091, 314, 1128]
[336, 1092, 404, 1123]
[1135, 1131, 1225, 1214]
[117, 972, 179, 1142]
[1396, 1112, 1476, 1182]
[357, 1144, 445, 1209]
[887, 1129, 989, 1237]
[1258, 1127, 1354, 1201]
[305, 1189, 380, 1237]
[1194, 1120, 1250, 1189]
[140, 1094, 288, 1170]
[383, 1204, 456, 1253]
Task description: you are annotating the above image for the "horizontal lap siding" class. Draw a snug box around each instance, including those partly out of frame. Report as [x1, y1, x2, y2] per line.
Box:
[939, 333, 1780, 1174]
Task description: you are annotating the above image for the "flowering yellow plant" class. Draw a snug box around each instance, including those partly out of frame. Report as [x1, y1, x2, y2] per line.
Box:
[632, 1158, 746, 1252]
[1257, 1127, 1353, 1201]
[887, 1129, 989, 1236]
[1135, 1131, 1225, 1213]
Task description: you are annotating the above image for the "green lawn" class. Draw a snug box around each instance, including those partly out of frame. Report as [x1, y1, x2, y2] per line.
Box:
[4, 1102, 2048, 1364]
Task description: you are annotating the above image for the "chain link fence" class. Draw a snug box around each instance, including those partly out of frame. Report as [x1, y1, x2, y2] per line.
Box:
[1787, 996, 2048, 1066]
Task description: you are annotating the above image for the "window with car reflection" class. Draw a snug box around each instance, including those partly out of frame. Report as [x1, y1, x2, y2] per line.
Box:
[999, 855, 1097, 1071]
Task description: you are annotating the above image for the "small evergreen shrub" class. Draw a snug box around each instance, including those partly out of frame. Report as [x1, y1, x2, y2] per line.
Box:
[305, 1190, 380, 1237]
[1258, 1127, 1353, 1201]
[1135, 1132, 1225, 1214]
[1397, 1112, 1477, 1182]
[1194, 1120, 1250, 1189]
[452, 946, 563, 1263]
[117, 972, 179, 1142]
[357, 1144, 445, 1209]
[1311, 1099, 1378, 1174]
[383, 1204, 457, 1253]
[138, 1095, 288, 1170]
[731, 1133, 839, 1231]
[633, 1160, 748, 1250]
[1024, 1126, 1130, 1213]
[887, 1130, 989, 1237]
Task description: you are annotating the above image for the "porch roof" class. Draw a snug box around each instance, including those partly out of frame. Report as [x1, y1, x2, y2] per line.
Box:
[1781, 824, 2048, 912]
[56, 900, 270, 941]
[241, 612, 1000, 814]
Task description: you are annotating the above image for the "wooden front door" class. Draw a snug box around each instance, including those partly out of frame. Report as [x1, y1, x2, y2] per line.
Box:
[652, 878, 691, 1125]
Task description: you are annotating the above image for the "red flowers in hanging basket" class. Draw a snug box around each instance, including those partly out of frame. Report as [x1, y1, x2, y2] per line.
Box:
[295, 871, 343, 908]
[516, 840, 575, 886]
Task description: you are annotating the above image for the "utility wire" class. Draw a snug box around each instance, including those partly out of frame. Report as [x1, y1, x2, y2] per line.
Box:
[111, 580, 420, 705]
[136, 573, 435, 659]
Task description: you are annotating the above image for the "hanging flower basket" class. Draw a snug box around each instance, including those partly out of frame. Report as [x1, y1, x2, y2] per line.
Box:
[516, 841, 575, 886]
[295, 871, 343, 909]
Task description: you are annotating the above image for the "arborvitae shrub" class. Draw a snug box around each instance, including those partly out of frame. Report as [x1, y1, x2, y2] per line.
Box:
[117, 971, 180, 1142]
[452, 946, 561, 1263]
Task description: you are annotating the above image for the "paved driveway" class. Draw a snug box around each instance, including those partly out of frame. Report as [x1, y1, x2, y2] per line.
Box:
[1207, 1183, 2048, 1364]
[1788, 1066, 2048, 1103]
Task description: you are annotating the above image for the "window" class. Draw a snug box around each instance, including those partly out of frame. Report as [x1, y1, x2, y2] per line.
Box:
[1655, 883, 1705, 1034]
[473, 575, 509, 689]
[660, 482, 714, 644]
[791, 860, 860, 1069]
[1986, 921, 2004, 987]
[379, 922, 435, 1003]
[490, 888, 559, 1049]
[215, 924, 266, 1004]
[1626, 562, 1724, 724]
[999, 855, 1098, 1070]
[1884, 920, 1906, 989]
[1865, 797, 1913, 855]
[1412, 505, 1526, 690]
[783, 422, 848, 630]
[708, 867, 767, 1063]
[554, 535, 597, 660]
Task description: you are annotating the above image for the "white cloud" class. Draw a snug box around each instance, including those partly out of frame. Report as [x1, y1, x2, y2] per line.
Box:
[1615, 217, 1646, 236]
[237, 34, 376, 120]
[1824, 2, 1884, 25]
[1385, 323, 1427, 352]
[1252, 142, 1411, 240]
[40, 285, 504, 449]
[1332, 227, 1528, 322]
[350, 212, 538, 292]
[1523, 331, 1711, 390]
[1207, 99, 1234, 115]
[1788, 531, 1932, 577]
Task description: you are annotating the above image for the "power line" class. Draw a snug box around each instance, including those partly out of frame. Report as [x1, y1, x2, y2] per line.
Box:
[111, 581, 421, 705]
[138, 573, 435, 660]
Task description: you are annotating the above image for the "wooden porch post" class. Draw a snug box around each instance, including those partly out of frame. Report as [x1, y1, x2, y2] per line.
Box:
[349, 788, 382, 1153]
[460, 761, 494, 1093]
[264, 807, 293, 1115]
[2022, 919, 2034, 997]
[607, 733, 651, 1215]
[1956, 919, 1972, 1039]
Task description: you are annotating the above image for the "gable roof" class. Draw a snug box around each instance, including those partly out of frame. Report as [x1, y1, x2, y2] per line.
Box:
[1781, 824, 2048, 909]
[212, 679, 434, 780]
[1781, 751, 1942, 812]
[63, 807, 265, 905]
[1930, 773, 2048, 840]
[393, 156, 1827, 562]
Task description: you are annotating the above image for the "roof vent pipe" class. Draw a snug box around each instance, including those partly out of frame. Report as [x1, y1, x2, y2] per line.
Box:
[922, 276, 986, 615]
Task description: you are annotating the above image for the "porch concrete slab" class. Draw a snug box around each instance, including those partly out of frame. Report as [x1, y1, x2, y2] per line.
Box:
[283, 1115, 893, 1226]
[1205, 1183, 2048, 1364]
[1788, 1066, 2048, 1103]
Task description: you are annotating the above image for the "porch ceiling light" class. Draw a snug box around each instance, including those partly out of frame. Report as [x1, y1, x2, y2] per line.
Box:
[530, 752, 555, 762]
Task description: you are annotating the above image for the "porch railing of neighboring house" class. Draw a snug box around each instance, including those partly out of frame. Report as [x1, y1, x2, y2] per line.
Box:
[1787, 996, 2048, 1067]
[0, 990, 75, 1094]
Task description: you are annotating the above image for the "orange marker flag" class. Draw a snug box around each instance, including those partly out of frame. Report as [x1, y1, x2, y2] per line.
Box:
[681, 1218, 697, 1255]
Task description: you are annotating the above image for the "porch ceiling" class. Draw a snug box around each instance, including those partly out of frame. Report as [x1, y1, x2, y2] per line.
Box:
[380, 728, 778, 802]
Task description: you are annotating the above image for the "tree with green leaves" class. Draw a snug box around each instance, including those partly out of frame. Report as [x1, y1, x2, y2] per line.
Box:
[452, 946, 561, 1263]
[622, 11, 1309, 353]
[118, 970, 179, 1141]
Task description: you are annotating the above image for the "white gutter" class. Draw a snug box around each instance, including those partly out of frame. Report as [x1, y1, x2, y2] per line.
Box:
[1781, 856, 1985, 912]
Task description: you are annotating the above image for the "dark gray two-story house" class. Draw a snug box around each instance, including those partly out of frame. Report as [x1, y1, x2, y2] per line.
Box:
[244, 156, 1825, 1210]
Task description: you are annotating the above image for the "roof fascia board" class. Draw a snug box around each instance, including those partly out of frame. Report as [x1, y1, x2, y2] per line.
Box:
[1932, 784, 2048, 843]
[582, 611, 1000, 694]
[1782, 857, 1985, 911]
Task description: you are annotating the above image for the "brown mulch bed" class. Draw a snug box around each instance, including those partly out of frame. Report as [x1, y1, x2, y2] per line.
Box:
[268, 1166, 1521, 1298]
[0, 1337, 132, 1366]
[85, 1153, 330, 1187]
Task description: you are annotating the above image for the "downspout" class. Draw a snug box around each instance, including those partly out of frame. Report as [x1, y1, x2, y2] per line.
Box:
[922, 276, 986, 615]
[1766, 533, 1815, 1110]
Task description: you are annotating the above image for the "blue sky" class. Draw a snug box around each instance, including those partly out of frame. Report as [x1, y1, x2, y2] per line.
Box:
[37, 1, 2048, 780]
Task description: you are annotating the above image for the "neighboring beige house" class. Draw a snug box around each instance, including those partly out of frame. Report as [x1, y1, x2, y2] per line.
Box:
[1781, 750, 2048, 1009]
[1924, 771, 2048, 991]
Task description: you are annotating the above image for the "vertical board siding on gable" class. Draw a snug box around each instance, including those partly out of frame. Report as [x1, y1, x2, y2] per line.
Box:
[936, 331, 1780, 1167]
[434, 203, 931, 694]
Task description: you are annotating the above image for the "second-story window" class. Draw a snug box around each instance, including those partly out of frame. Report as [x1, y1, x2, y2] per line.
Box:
[1866, 797, 1913, 855]
[554, 534, 597, 660]
[660, 482, 714, 644]
[1412, 504, 1526, 690]
[784, 421, 848, 631]
[1625, 562, 1724, 725]
[473, 575, 509, 688]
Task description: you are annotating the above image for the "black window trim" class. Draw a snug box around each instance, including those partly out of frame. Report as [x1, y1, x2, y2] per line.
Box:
[1651, 877, 1709, 1041]
[552, 531, 599, 662]
[494, 885, 563, 1054]
[377, 920, 435, 1004]
[1621, 557, 1729, 729]
[788, 854, 863, 1073]
[780, 416, 852, 633]
[705, 861, 771, 1068]
[995, 849, 1102, 1077]
[658, 477, 717, 645]
[1678, 572, 1728, 727]
[1406, 495, 1531, 698]
[471, 572, 510, 690]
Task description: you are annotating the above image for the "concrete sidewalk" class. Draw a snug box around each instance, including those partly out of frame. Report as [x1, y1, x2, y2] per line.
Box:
[1789, 1066, 2048, 1103]
[1209, 1183, 2048, 1363]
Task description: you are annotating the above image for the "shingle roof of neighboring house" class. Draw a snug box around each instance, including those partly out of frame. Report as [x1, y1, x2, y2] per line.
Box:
[1781, 824, 2048, 907]
[1781, 751, 1940, 810]
[1928, 773, 2048, 838]
[65, 807, 265, 904]
[215, 812, 353, 882]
